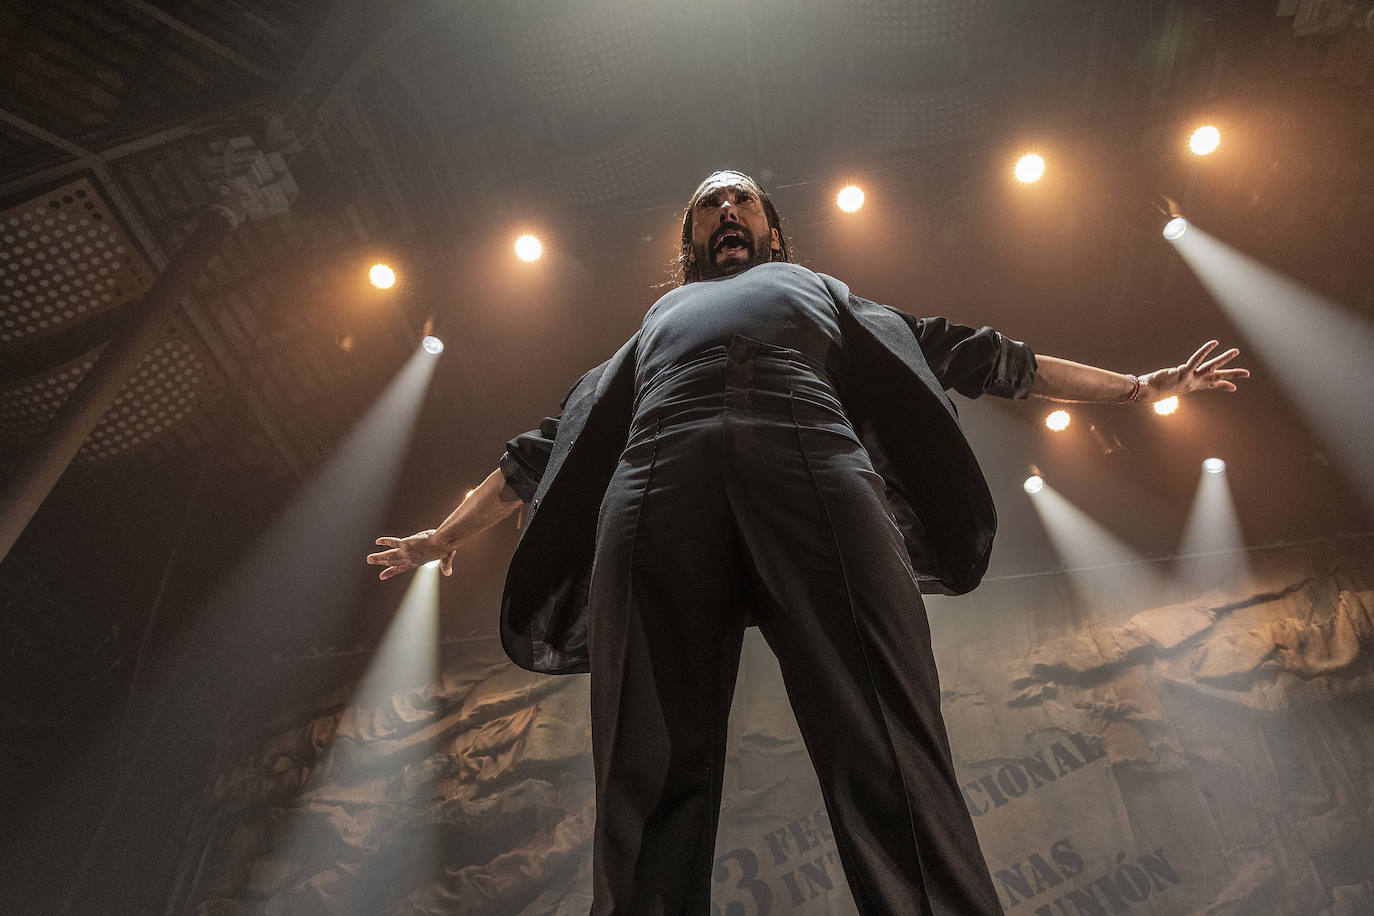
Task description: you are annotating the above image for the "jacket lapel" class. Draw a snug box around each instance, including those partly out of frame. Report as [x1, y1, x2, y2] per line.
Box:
[529, 333, 640, 513]
[501, 332, 639, 674]
[819, 274, 958, 421]
[820, 274, 997, 596]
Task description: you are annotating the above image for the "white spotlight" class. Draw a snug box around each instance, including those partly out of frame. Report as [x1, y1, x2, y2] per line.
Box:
[837, 185, 865, 212]
[1023, 474, 1045, 495]
[1015, 154, 1045, 184]
[515, 234, 543, 262]
[1203, 457, 1226, 475]
[423, 559, 441, 569]
[1046, 410, 1071, 432]
[1190, 125, 1221, 156]
[1163, 217, 1189, 240]
[421, 335, 444, 356]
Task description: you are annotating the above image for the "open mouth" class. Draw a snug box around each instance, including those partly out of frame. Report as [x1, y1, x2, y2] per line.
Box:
[713, 229, 750, 258]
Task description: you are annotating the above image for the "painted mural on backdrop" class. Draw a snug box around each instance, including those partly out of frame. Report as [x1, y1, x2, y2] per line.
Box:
[190, 542, 1374, 916]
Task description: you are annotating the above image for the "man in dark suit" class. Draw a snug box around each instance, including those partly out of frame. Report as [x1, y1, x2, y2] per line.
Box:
[369, 171, 1247, 914]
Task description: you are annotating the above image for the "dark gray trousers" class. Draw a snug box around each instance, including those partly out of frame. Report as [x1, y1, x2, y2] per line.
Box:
[587, 339, 1002, 915]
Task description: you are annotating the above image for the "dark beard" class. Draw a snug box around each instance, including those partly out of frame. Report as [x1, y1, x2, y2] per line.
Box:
[694, 229, 772, 280]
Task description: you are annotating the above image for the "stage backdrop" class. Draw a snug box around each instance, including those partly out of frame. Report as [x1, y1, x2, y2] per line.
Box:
[189, 538, 1374, 915]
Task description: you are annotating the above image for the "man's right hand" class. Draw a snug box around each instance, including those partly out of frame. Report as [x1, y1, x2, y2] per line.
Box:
[367, 529, 456, 580]
[367, 466, 521, 582]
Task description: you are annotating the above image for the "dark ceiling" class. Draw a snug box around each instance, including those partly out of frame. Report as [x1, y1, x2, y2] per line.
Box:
[0, 0, 1370, 477]
[2, 1, 1373, 911]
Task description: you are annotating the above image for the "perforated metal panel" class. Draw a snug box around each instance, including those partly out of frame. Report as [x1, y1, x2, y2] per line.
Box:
[549, 122, 681, 207]
[78, 319, 224, 464]
[840, 83, 988, 152]
[0, 351, 97, 456]
[0, 315, 224, 465]
[825, 0, 990, 48]
[0, 178, 157, 346]
[512, 2, 658, 110]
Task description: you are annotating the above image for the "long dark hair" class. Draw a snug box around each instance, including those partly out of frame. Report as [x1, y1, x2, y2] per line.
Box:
[672, 170, 794, 286]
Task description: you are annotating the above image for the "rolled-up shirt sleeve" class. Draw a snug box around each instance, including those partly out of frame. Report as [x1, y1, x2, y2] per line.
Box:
[499, 416, 559, 504]
[907, 315, 1038, 400]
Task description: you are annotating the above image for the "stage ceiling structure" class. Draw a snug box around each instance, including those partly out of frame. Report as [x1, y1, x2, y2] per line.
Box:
[0, 0, 1369, 486]
[0, 2, 1372, 912]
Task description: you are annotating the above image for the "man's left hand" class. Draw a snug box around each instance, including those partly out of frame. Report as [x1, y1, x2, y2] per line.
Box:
[1144, 340, 1250, 400]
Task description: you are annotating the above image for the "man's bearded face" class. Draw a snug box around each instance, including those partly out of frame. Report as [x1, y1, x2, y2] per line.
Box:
[688, 175, 781, 280]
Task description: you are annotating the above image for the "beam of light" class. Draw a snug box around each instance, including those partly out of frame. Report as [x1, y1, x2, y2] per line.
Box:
[837, 185, 865, 212]
[56, 347, 440, 914]
[1027, 483, 1167, 609]
[421, 334, 444, 356]
[514, 234, 542, 262]
[1189, 125, 1221, 156]
[1014, 154, 1045, 183]
[347, 562, 442, 721]
[1045, 410, 1071, 432]
[1176, 462, 1251, 595]
[1163, 217, 1188, 240]
[198, 345, 438, 648]
[1170, 224, 1374, 509]
[274, 564, 443, 890]
[369, 263, 396, 289]
[1153, 396, 1179, 416]
[216, 347, 440, 864]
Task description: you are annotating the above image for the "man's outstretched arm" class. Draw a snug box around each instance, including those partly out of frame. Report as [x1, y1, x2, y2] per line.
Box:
[367, 466, 523, 580]
[1032, 340, 1249, 404]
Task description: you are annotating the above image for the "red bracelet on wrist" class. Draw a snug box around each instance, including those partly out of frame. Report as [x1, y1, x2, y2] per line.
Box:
[1117, 374, 1142, 405]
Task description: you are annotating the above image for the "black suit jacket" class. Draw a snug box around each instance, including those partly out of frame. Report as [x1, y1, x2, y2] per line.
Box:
[497, 273, 1036, 674]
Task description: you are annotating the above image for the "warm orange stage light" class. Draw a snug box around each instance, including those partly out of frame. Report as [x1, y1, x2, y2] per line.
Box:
[1189, 125, 1220, 156]
[1015, 154, 1045, 183]
[369, 263, 396, 289]
[837, 186, 865, 212]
